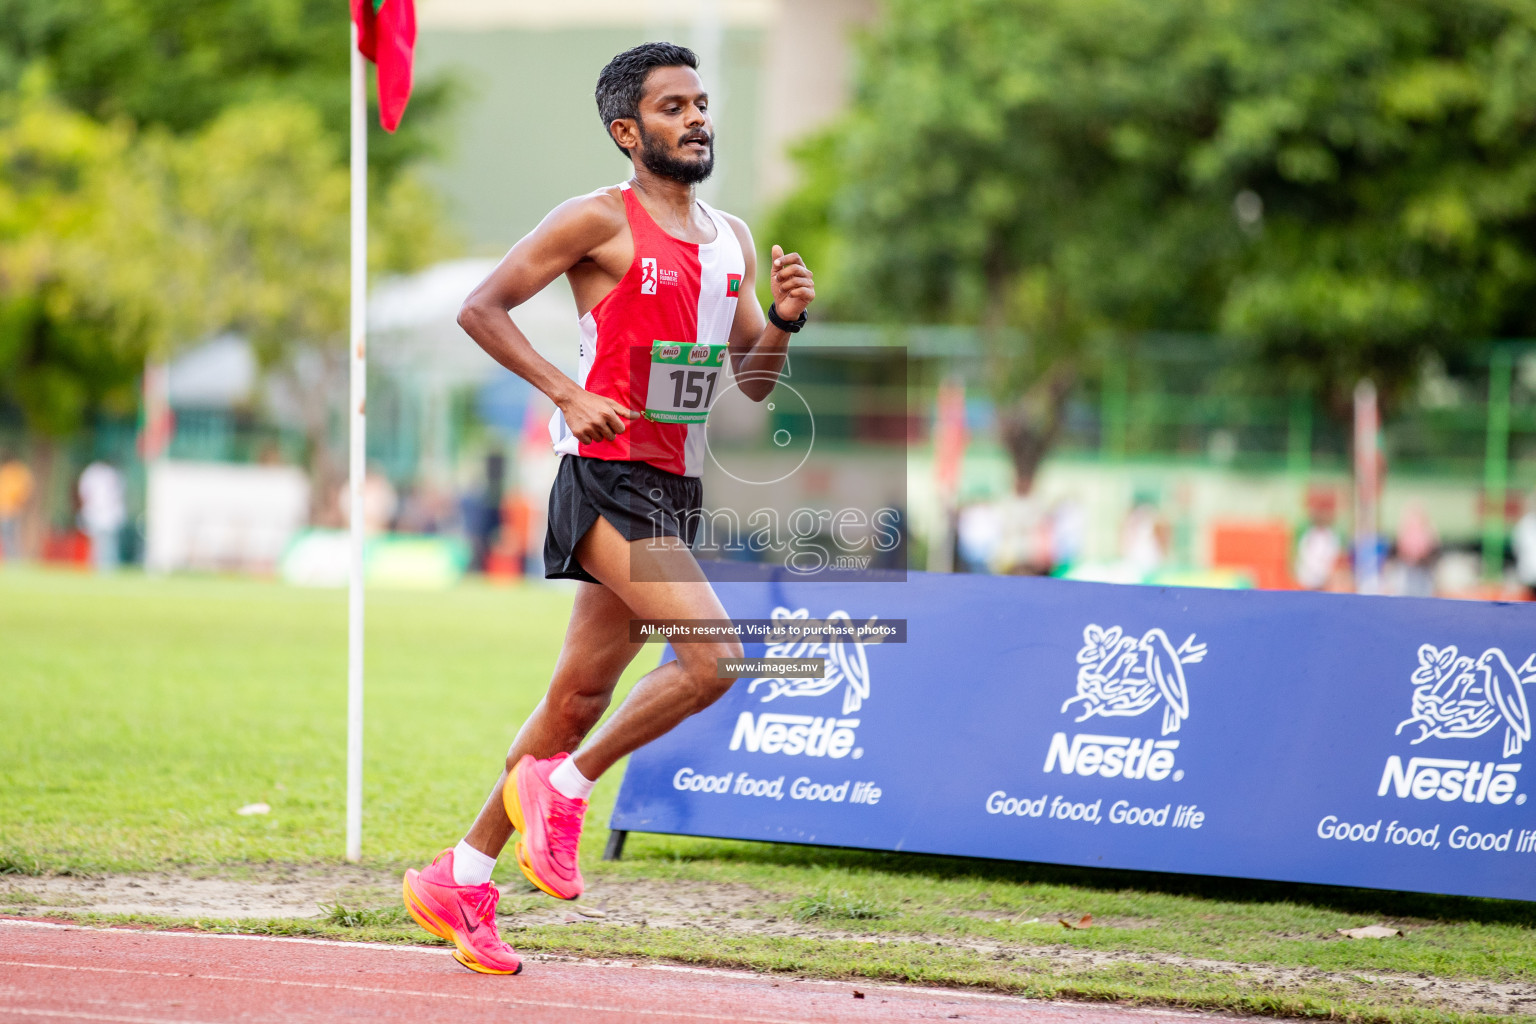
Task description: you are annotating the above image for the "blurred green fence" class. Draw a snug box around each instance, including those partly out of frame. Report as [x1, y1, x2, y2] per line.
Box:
[3, 331, 1531, 563]
[793, 326, 1534, 486]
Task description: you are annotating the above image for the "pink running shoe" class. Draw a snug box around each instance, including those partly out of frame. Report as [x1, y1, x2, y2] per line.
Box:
[402, 849, 522, 975]
[504, 753, 586, 900]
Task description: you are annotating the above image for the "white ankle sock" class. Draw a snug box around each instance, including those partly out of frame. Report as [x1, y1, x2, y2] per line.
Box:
[451, 840, 497, 886]
[549, 756, 596, 801]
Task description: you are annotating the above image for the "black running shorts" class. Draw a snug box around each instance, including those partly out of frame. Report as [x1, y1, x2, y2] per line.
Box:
[543, 455, 703, 584]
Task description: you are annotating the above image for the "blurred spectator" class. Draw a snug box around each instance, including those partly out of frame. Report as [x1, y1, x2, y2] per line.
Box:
[1049, 498, 1086, 572]
[486, 491, 533, 580]
[1120, 496, 1167, 577]
[1393, 502, 1439, 598]
[994, 494, 1052, 574]
[873, 503, 907, 572]
[1514, 490, 1536, 600]
[1295, 521, 1343, 591]
[457, 452, 508, 571]
[1295, 488, 1343, 591]
[0, 452, 34, 562]
[1433, 548, 1483, 598]
[336, 467, 399, 536]
[396, 482, 458, 535]
[458, 488, 495, 571]
[78, 461, 126, 572]
[956, 501, 1001, 573]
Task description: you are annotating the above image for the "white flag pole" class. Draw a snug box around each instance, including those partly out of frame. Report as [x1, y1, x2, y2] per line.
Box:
[345, 22, 369, 864]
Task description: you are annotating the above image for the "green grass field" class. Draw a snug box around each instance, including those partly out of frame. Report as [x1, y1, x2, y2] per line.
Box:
[3, 568, 1533, 1023]
[1, 567, 634, 869]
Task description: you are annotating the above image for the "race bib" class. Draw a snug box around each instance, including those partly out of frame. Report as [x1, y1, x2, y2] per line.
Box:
[644, 341, 729, 424]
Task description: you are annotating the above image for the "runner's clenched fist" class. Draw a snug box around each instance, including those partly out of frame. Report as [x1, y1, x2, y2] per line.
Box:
[769, 244, 815, 320]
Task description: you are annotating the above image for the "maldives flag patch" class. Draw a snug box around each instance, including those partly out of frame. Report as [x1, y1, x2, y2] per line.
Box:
[726, 273, 742, 297]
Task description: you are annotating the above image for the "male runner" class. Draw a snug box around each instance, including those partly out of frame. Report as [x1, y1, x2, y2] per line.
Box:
[401, 42, 815, 975]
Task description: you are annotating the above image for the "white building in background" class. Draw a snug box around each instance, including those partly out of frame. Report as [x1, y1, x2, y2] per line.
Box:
[165, 335, 259, 408]
[145, 462, 310, 574]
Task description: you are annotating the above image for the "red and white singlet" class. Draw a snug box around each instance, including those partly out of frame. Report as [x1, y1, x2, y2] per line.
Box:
[548, 182, 746, 478]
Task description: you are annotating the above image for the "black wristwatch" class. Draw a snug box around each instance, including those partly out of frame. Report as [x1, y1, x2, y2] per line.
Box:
[767, 302, 807, 334]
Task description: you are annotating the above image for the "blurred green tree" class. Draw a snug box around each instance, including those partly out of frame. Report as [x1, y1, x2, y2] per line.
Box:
[776, 0, 1536, 491]
[152, 99, 453, 515]
[0, 80, 451, 533]
[0, 81, 149, 535]
[0, 0, 451, 183]
[0, 0, 458, 534]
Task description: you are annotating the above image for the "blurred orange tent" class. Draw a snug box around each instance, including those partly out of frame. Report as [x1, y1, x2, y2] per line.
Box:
[1210, 522, 1296, 591]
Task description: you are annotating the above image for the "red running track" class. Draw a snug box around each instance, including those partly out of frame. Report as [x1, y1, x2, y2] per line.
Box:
[0, 920, 1244, 1024]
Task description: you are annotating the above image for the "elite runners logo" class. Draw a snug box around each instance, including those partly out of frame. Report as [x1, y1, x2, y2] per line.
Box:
[729, 606, 875, 760]
[1043, 625, 1206, 783]
[641, 257, 658, 294]
[1377, 643, 1534, 805]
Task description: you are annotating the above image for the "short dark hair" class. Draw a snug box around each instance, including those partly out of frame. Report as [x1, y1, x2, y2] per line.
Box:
[595, 42, 699, 155]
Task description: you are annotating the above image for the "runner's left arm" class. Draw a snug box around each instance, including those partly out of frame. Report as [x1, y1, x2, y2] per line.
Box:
[723, 216, 814, 402]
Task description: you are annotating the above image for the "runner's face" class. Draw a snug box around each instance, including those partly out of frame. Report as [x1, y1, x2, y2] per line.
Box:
[634, 66, 714, 185]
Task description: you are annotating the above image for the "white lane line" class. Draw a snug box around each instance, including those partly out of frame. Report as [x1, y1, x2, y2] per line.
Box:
[2, 920, 953, 999]
[0, 961, 805, 1024]
[0, 917, 1238, 1022]
[0, 919, 1005, 1005]
[0, 1008, 223, 1024]
[0, 919, 444, 956]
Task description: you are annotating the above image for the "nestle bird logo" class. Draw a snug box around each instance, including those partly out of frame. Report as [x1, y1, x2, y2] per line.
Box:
[1397, 644, 1535, 757]
[747, 606, 872, 715]
[1062, 625, 1207, 736]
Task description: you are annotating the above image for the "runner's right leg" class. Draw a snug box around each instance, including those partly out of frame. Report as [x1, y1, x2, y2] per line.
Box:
[403, 581, 643, 972]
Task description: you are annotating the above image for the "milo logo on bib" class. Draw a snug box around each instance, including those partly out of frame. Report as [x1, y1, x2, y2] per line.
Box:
[645, 340, 729, 424]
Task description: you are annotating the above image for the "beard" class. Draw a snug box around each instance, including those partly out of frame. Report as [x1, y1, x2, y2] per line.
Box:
[637, 123, 715, 185]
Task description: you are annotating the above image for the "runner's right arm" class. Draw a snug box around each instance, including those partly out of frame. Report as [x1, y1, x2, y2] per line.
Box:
[458, 194, 641, 443]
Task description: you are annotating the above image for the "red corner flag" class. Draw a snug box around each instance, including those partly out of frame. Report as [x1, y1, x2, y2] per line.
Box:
[350, 0, 416, 132]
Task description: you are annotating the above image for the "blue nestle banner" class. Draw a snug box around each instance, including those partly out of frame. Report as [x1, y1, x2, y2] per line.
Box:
[610, 569, 1536, 902]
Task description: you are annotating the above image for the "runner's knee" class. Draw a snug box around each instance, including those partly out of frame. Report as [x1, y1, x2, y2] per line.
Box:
[548, 689, 612, 735]
[503, 691, 611, 771]
[718, 638, 746, 671]
[683, 639, 744, 707]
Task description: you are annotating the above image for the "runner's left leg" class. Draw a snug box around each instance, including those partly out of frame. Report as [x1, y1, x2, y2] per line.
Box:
[506, 516, 745, 899]
[561, 516, 745, 781]
[403, 580, 643, 969]
[463, 580, 646, 859]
